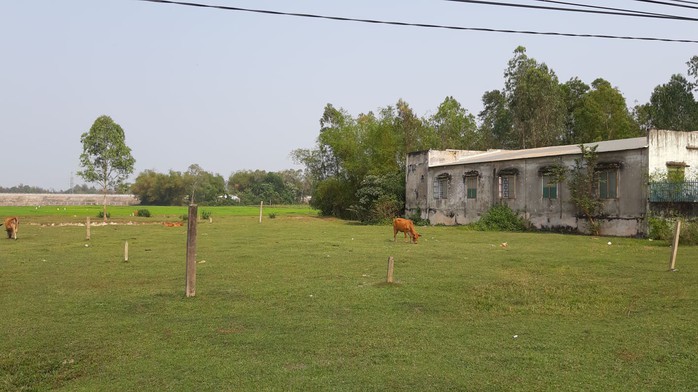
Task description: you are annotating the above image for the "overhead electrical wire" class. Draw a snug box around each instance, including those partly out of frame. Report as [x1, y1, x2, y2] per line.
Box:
[443, 0, 697, 21]
[531, 0, 696, 17]
[628, 0, 698, 10]
[135, 0, 698, 44]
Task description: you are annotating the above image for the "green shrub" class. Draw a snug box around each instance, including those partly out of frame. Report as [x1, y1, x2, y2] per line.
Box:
[201, 210, 212, 220]
[648, 217, 698, 245]
[136, 209, 151, 218]
[648, 216, 672, 240]
[680, 220, 698, 245]
[97, 211, 111, 219]
[268, 212, 277, 219]
[474, 204, 527, 232]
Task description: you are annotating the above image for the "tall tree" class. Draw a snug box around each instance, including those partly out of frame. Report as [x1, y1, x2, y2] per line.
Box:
[571, 78, 641, 142]
[429, 96, 478, 150]
[78, 115, 135, 221]
[504, 46, 566, 148]
[478, 89, 513, 149]
[640, 74, 698, 131]
[561, 77, 590, 144]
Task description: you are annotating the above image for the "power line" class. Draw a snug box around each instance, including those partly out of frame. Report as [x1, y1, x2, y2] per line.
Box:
[628, 0, 698, 10]
[135, 0, 698, 44]
[532, 0, 696, 16]
[444, 0, 698, 21]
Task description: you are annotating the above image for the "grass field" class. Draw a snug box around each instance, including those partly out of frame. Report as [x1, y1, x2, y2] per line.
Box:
[1, 206, 697, 391]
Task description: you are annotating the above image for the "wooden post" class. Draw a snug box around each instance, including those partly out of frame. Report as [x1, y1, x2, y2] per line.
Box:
[669, 220, 681, 271]
[259, 201, 264, 223]
[85, 216, 91, 240]
[386, 256, 395, 283]
[185, 204, 198, 297]
[124, 241, 129, 262]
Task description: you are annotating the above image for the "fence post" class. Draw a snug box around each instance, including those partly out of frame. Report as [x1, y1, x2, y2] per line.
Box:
[386, 256, 395, 283]
[669, 220, 681, 271]
[185, 204, 198, 297]
[85, 216, 91, 240]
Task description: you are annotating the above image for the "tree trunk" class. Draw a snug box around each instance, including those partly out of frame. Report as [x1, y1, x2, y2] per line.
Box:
[102, 179, 108, 223]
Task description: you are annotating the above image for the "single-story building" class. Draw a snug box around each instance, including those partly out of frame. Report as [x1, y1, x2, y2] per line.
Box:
[405, 129, 698, 237]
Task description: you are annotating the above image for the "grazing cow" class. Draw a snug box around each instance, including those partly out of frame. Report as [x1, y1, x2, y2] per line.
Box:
[2, 216, 19, 240]
[393, 218, 420, 244]
[163, 221, 184, 227]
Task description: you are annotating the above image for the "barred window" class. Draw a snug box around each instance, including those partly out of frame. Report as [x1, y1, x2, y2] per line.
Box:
[598, 170, 618, 199]
[466, 176, 477, 199]
[542, 175, 558, 199]
[433, 174, 449, 199]
[498, 175, 516, 199]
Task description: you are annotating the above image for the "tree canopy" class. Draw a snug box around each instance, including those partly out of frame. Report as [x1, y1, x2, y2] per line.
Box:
[78, 115, 135, 220]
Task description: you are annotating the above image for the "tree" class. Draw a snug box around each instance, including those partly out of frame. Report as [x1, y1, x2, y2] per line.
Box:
[561, 77, 590, 144]
[568, 145, 603, 235]
[640, 74, 698, 131]
[570, 79, 641, 143]
[504, 46, 566, 148]
[78, 115, 135, 221]
[131, 170, 187, 206]
[687, 55, 698, 90]
[478, 89, 513, 149]
[429, 96, 478, 150]
[292, 101, 420, 220]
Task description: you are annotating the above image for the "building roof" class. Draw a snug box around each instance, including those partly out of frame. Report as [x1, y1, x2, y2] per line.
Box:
[432, 137, 648, 167]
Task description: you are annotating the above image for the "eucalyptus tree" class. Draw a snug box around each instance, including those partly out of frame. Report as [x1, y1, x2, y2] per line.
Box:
[504, 46, 566, 148]
[561, 77, 590, 144]
[429, 96, 478, 150]
[638, 74, 698, 131]
[570, 78, 641, 142]
[78, 115, 135, 221]
[478, 89, 513, 149]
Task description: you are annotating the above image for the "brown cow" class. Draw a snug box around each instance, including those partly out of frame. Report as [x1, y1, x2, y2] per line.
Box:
[2, 216, 19, 240]
[393, 218, 420, 244]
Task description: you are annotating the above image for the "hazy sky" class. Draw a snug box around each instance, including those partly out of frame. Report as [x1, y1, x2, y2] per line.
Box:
[1, 0, 696, 190]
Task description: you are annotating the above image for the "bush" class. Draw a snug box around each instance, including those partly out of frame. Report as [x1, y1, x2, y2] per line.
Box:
[97, 211, 111, 219]
[648, 216, 673, 240]
[201, 210, 212, 220]
[648, 217, 698, 245]
[136, 209, 151, 218]
[474, 204, 527, 232]
[679, 220, 698, 245]
[268, 212, 277, 219]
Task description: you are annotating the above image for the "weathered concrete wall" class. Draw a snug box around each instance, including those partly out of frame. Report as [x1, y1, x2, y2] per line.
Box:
[648, 129, 698, 179]
[406, 146, 650, 237]
[0, 193, 140, 206]
[406, 151, 430, 217]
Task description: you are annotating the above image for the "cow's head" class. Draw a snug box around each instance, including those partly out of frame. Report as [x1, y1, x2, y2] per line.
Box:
[411, 232, 421, 244]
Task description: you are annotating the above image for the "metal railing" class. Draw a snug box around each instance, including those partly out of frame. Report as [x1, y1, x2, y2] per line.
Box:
[649, 181, 698, 202]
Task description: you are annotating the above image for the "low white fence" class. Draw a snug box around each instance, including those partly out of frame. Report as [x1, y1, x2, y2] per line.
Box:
[0, 193, 140, 206]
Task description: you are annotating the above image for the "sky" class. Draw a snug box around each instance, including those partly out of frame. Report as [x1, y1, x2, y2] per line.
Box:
[1, 0, 696, 191]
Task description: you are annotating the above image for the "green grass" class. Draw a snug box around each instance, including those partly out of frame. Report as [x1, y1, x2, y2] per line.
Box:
[1, 207, 697, 391]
